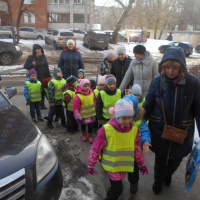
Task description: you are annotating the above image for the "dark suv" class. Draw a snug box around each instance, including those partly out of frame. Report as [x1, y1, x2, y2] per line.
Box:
[0, 76, 63, 200]
[0, 41, 22, 65]
[158, 42, 193, 57]
[83, 31, 109, 50]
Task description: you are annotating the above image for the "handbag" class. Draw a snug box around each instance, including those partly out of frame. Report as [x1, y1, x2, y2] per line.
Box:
[160, 82, 189, 144]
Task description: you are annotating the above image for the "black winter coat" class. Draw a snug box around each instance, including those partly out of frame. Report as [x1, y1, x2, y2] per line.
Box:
[110, 56, 132, 88]
[24, 44, 51, 82]
[143, 47, 200, 160]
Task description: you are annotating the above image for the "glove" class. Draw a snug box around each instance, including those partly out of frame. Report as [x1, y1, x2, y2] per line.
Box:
[139, 164, 148, 175]
[88, 166, 94, 175]
[76, 119, 82, 124]
[26, 100, 30, 106]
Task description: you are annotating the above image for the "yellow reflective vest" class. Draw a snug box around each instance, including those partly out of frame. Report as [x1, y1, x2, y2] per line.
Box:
[138, 97, 145, 107]
[101, 124, 138, 173]
[100, 89, 121, 119]
[62, 90, 75, 111]
[94, 88, 99, 98]
[77, 92, 95, 118]
[50, 78, 66, 100]
[26, 80, 41, 102]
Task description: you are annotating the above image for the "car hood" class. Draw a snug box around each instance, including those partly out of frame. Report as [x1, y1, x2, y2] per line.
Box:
[0, 105, 41, 178]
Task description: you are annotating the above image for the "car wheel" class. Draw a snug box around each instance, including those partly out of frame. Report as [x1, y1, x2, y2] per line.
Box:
[105, 46, 108, 50]
[37, 35, 43, 40]
[0, 53, 13, 65]
[53, 41, 58, 50]
[45, 37, 49, 45]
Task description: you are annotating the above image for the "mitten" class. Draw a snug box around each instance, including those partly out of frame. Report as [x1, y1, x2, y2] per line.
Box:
[76, 119, 82, 124]
[26, 100, 30, 106]
[74, 110, 82, 120]
[88, 165, 94, 175]
[139, 164, 148, 175]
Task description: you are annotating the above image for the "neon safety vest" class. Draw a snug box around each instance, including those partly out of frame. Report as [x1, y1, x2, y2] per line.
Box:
[62, 90, 75, 111]
[101, 124, 138, 173]
[100, 89, 121, 119]
[26, 80, 41, 102]
[51, 78, 66, 100]
[94, 88, 99, 98]
[138, 97, 145, 107]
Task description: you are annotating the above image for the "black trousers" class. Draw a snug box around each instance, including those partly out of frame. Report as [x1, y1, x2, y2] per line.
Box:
[30, 101, 41, 118]
[154, 153, 182, 184]
[40, 88, 46, 106]
[81, 123, 93, 134]
[66, 109, 78, 131]
[47, 105, 65, 125]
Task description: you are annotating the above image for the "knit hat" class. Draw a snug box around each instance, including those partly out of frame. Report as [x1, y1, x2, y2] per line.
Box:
[105, 74, 116, 85]
[109, 99, 134, 118]
[66, 75, 76, 85]
[79, 78, 90, 89]
[28, 69, 37, 77]
[132, 84, 142, 95]
[116, 46, 126, 55]
[78, 69, 85, 75]
[124, 94, 139, 118]
[90, 79, 96, 90]
[42, 77, 51, 88]
[103, 51, 115, 60]
[67, 39, 75, 46]
[133, 45, 146, 55]
[97, 75, 106, 85]
[53, 67, 62, 78]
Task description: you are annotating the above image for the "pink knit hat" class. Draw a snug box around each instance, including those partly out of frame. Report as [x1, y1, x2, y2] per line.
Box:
[79, 78, 90, 89]
[97, 75, 106, 85]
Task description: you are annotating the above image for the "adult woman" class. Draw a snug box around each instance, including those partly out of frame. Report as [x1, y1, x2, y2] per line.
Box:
[58, 39, 84, 79]
[143, 47, 200, 195]
[24, 44, 51, 109]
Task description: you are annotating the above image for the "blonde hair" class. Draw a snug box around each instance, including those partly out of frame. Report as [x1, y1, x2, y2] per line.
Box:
[161, 60, 185, 79]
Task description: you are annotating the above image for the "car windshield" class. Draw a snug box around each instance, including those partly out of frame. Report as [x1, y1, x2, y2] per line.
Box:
[60, 32, 74, 36]
[0, 91, 10, 108]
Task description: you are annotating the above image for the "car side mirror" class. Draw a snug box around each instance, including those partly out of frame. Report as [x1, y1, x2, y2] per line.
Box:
[5, 87, 17, 99]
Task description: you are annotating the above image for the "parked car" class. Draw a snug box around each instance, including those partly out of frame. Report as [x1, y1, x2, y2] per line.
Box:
[0, 26, 12, 38]
[158, 42, 193, 57]
[0, 41, 22, 65]
[104, 30, 128, 42]
[195, 43, 200, 53]
[16, 27, 46, 40]
[45, 29, 76, 49]
[70, 28, 86, 34]
[83, 31, 109, 50]
[0, 76, 63, 200]
[128, 33, 147, 43]
[120, 30, 147, 43]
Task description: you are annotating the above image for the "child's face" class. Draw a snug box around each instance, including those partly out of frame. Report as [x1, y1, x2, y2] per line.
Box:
[57, 71, 63, 78]
[30, 74, 37, 81]
[107, 82, 116, 91]
[118, 116, 132, 127]
[72, 81, 77, 87]
[98, 84, 105, 91]
[78, 72, 84, 79]
[83, 83, 90, 92]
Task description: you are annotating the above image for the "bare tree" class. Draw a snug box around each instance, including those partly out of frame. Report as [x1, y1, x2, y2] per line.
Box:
[110, 0, 135, 44]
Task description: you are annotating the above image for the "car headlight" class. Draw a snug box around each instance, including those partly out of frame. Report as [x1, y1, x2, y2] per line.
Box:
[36, 134, 57, 183]
[15, 45, 21, 51]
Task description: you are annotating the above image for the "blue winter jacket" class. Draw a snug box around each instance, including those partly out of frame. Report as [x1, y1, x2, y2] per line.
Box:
[143, 47, 200, 159]
[58, 47, 84, 79]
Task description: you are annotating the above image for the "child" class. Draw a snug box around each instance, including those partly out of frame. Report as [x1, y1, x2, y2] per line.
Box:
[96, 74, 121, 125]
[88, 99, 148, 200]
[47, 68, 66, 129]
[78, 69, 85, 79]
[94, 75, 106, 99]
[62, 75, 78, 133]
[89, 79, 96, 91]
[24, 69, 44, 122]
[131, 83, 145, 106]
[124, 94, 151, 194]
[73, 78, 96, 143]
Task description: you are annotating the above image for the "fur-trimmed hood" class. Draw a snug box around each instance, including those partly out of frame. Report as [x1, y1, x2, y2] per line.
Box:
[133, 106, 145, 121]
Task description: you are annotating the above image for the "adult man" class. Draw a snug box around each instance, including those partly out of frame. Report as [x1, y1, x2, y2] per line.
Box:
[119, 45, 159, 96]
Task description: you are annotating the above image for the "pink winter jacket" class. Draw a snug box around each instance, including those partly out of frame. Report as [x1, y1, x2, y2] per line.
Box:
[73, 86, 95, 124]
[88, 117, 145, 181]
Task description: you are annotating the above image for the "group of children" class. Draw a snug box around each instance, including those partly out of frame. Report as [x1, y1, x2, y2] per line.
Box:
[24, 66, 151, 199]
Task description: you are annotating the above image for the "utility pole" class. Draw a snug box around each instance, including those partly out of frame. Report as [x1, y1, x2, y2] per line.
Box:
[84, 0, 88, 31]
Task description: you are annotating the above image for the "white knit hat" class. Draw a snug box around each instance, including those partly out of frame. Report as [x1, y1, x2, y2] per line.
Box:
[66, 39, 75, 46]
[132, 84, 142, 95]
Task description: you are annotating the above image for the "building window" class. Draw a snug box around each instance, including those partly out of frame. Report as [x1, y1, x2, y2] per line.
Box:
[48, 13, 70, 23]
[48, 0, 65, 4]
[73, 14, 85, 23]
[24, 0, 34, 4]
[24, 13, 35, 24]
[74, 0, 82, 4]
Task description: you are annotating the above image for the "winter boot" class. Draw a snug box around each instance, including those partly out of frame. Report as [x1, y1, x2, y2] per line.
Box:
[88, 133, 93, 144]
[38, 116, 44, 122]
[152, 181, 163, 195]
[130, 183, 138, 194]
[82, 132, 87, 142]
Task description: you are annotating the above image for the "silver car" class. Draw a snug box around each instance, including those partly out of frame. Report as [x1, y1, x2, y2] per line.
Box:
[45, 29, 76, 49]
[17, 27, 46, 40]
[0, 26, 12, 38]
